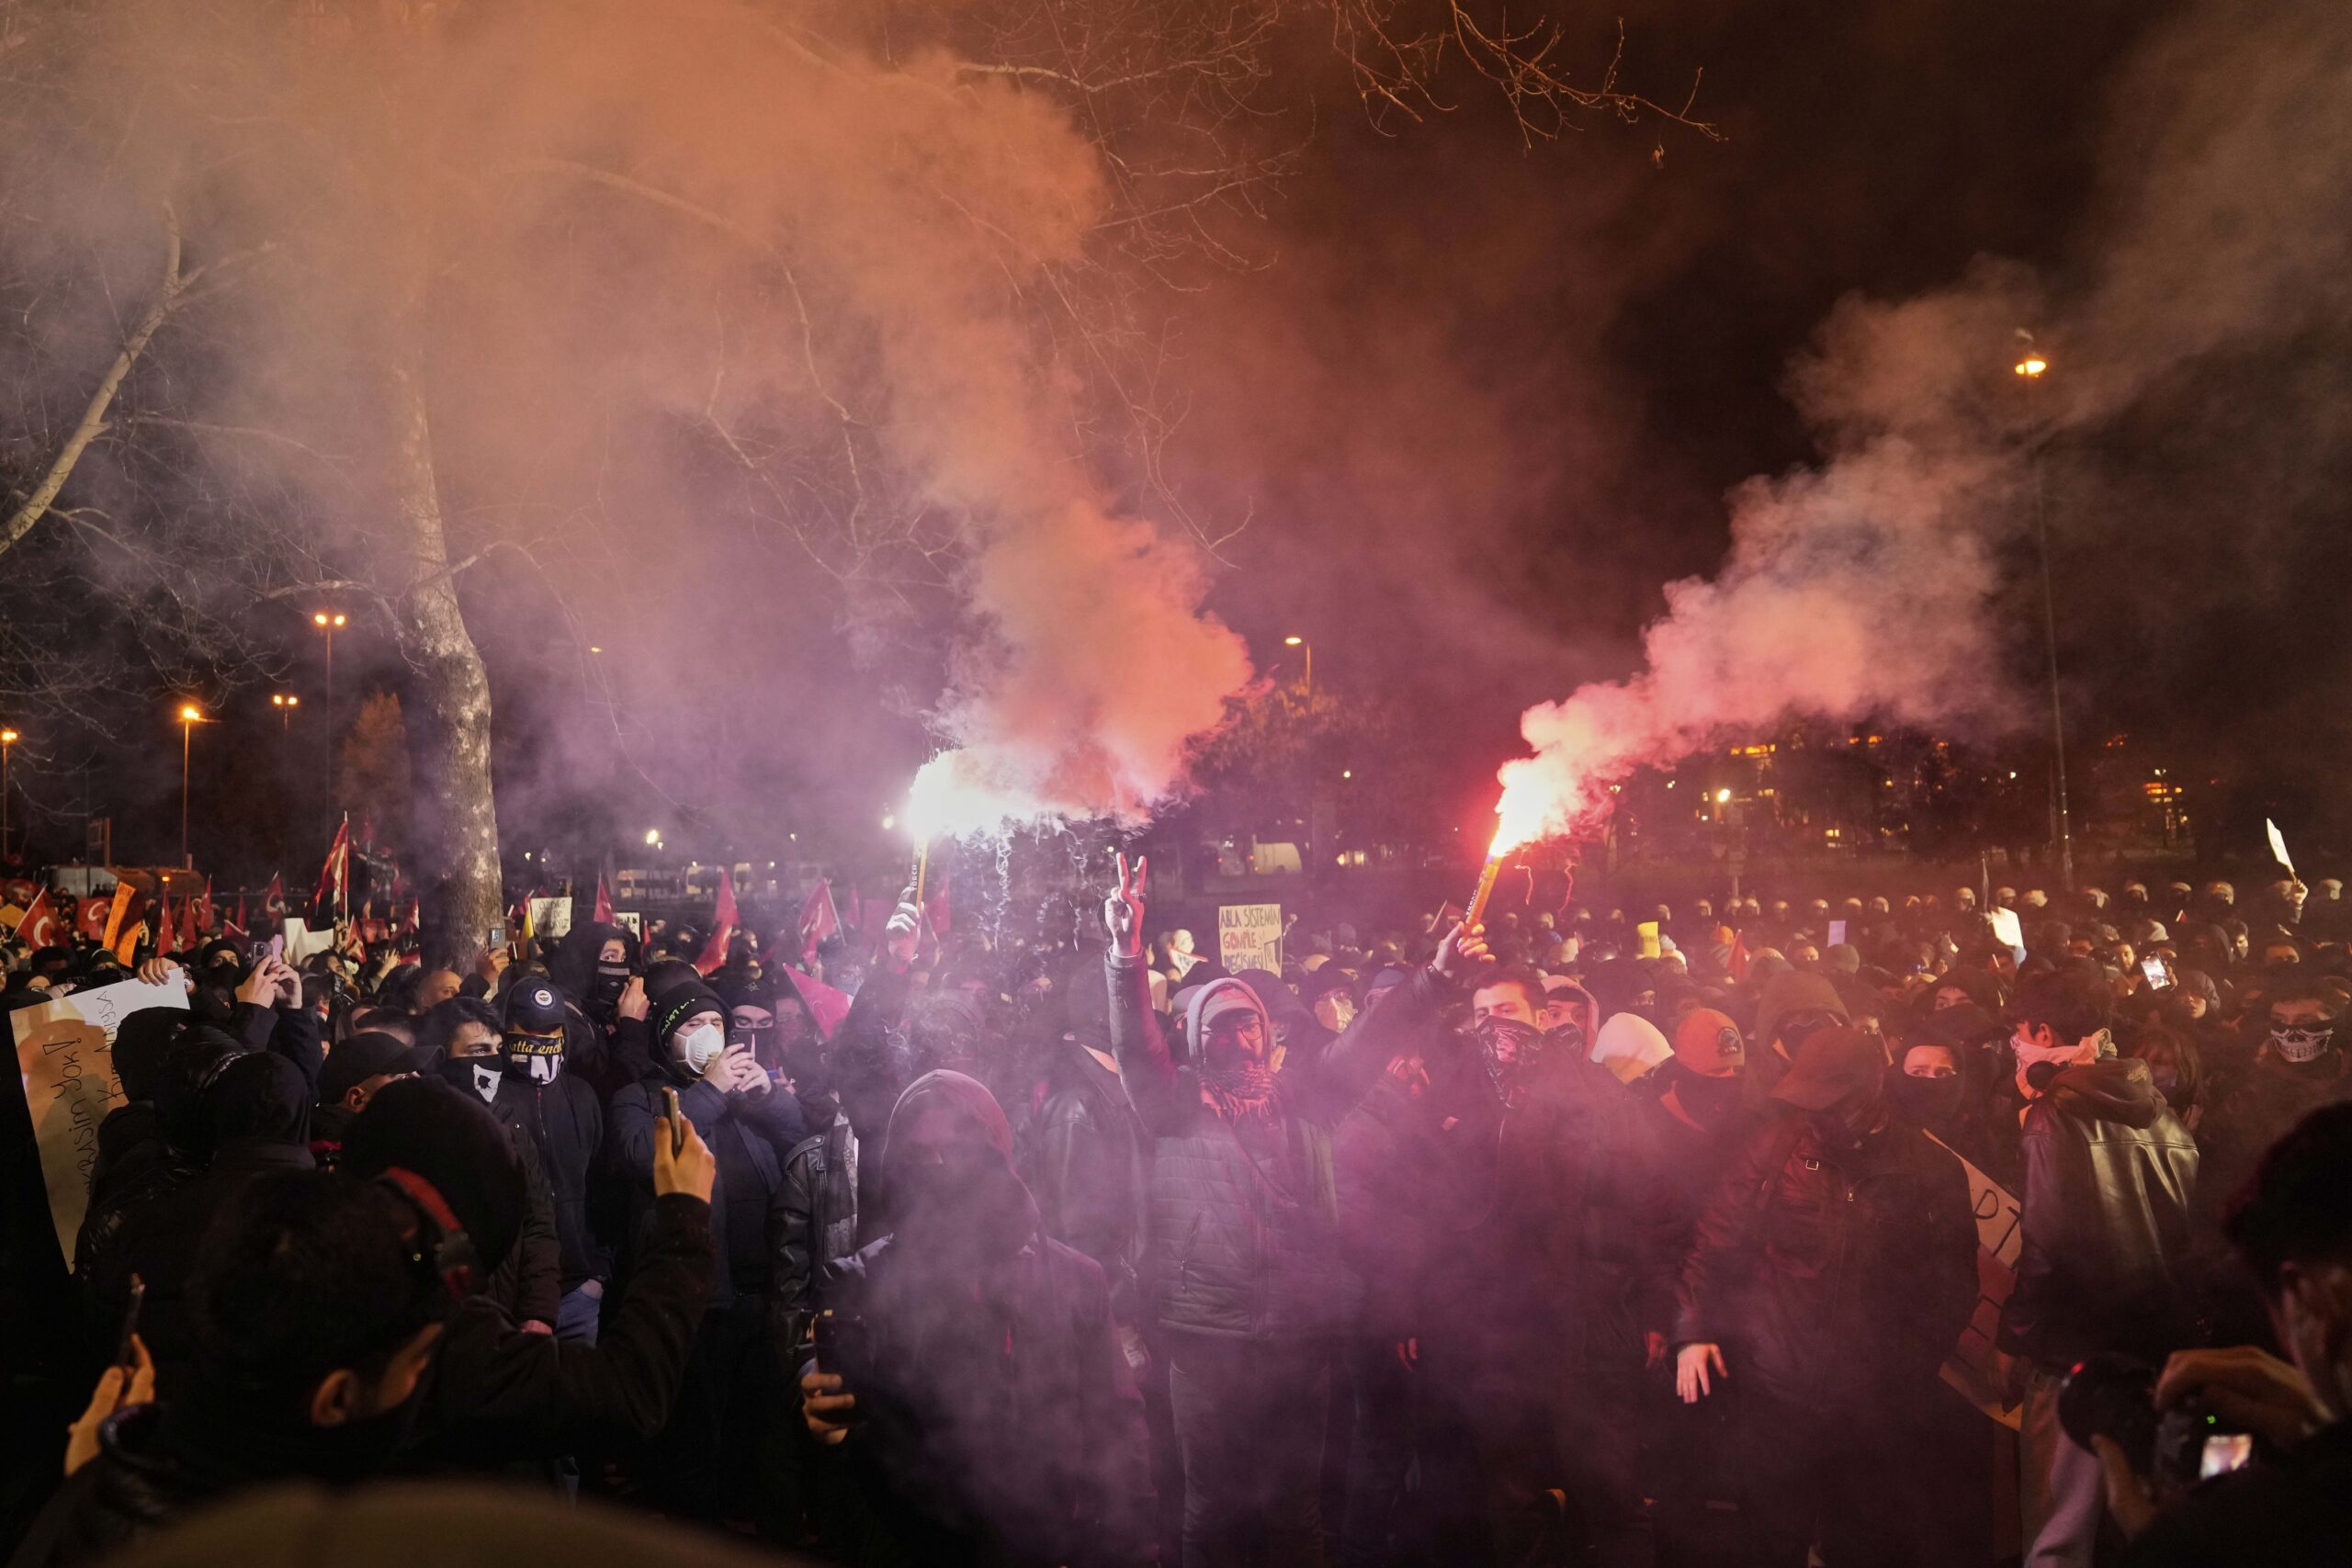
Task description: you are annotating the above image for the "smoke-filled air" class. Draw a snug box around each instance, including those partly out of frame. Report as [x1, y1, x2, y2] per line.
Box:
[1494, 0, 2352, 852]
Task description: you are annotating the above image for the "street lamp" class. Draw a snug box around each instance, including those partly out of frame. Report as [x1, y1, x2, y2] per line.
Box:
[271, 693, 300, 732]
[2015, 335, 2074, 889]
[0, 727, 16, 861]
[311, 610, 347, 701]
[177, 704, 205, 869]
[1283, 635, 1314, 698]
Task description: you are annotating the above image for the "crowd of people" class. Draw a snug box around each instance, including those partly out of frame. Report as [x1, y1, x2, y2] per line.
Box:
[4, 858, 2352, 1566]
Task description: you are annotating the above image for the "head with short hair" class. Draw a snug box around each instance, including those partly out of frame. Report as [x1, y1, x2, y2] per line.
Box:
[1471, 968, 1546, 1029]
[187, 1170, 447, 1430]
[2224, 1103, 2352, 1417]
[418, 995, 502, 1060]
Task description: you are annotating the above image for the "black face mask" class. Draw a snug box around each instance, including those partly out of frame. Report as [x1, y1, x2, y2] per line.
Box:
[438, 1055, 504, 1106]
[1810, 1088, 1885, 1152]
[1675, 1066, 1746, 1125]
[1890, 1073, 1965, 1134]
[586, 963, 630, 1021]
[1472, 1017, 1547, 1110]
[192, 982, 237, 1026]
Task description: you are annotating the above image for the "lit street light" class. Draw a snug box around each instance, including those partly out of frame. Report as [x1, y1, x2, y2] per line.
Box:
[1283, 635, 1314, 698]
[177, 704, 206, 869]
[2015, 334, 2073, 889]
[644, 828, 662, 847]
[0, 727, 16, 861]
[271, 692, 300, 732]
[311, 609, 347, 701]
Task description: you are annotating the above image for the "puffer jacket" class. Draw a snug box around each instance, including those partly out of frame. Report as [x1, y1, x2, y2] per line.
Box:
[1106, 951, 1447, 1343]
[1999, 1056, 2200, 1368]
[772, 1112, 859, 1348]
[1675, 1103, 1977, 1410]
[609, 1072, 803, 1309]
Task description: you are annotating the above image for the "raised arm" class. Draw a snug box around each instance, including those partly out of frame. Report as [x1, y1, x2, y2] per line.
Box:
[1102, 854, 1188, 1136]
[1307, 920, 1488, 1119]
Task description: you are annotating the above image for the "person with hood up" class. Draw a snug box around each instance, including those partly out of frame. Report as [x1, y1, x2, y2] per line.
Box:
[1590, 1011, 1673, 1088]
[1746, 971, 1851, 1098]
[799, 1069, 1153, 1566]
[2199, 976, 2352, 1224]
[1672, 1025, 1979, 1565]
[544, 919, 644, 1094]
[1997, 971, 2199, 1568]
[1100, 854, 1480, 1568]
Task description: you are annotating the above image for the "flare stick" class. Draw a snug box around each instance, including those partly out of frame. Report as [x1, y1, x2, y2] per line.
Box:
[1464, 850, 1505, 931]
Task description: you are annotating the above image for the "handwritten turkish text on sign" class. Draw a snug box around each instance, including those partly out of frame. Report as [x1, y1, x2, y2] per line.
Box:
[1216, 903, 1283, 974]
[11, 973, 187, 1268]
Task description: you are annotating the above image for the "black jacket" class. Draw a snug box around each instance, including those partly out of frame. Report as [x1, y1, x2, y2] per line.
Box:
[1034, 1044, 1150, 1324]
[1676, 1103, 1978, 1410]
[487, 1072, 607, 1291]
[1106, 952, 1446, 1343]
[1998, 1058, 2200, 1369]
[773, 1113, 859, 1348]
[608, 1072, 803, 1309]
[413, 1190, 716, 1461]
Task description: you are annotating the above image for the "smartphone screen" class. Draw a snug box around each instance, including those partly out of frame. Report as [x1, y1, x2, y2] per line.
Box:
[267, 933, 286, 961]
[2200, 1432, 2254, 1479]
[2142, 956, 2172, 988]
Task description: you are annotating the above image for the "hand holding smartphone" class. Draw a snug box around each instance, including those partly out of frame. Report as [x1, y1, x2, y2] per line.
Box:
[662, 1086, 684, 1157]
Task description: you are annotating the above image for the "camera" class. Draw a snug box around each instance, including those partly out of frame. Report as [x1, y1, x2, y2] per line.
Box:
[2058, 1352, 2254, 1495]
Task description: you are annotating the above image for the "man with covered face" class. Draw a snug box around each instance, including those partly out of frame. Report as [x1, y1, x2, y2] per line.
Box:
[798, 1069, 1153, 1565]
[492, 978, 608, 1345]
[1417, 976, 1672, 1566]
[1672, 1025, 1978, 1565]
[1101, 855, 1476, 1568]
[2200, 976, 2352, 1228]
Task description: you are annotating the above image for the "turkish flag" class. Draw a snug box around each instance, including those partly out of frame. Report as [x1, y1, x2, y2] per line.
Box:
[180, 889, 202, 951]
[75, 893, 110, 942]
[314, 821, 350, 919]
[693, 868, 739, 976]
[155, 895, 175, 952]
[14, 888, 62, 948]
[594, 874, 616, 925]
[264, 874, 286, 916]
[227, 892, 249, 938]
[1, 878, 36, 909]
[797, 879, 840, 964]
[776, 964, 852, 1042]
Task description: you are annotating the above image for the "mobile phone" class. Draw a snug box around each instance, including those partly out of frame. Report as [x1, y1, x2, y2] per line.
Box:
[810, 1310, 867, 1425]
[2141, 955, 2174, 989]
[662, 1086, 684, 1157]
[116, 1274, 146, 1372]
[267, 934, 286, 962]
[487, 922, 508, 951]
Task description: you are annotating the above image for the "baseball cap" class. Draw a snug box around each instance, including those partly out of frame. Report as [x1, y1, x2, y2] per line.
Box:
[319, 1030, 435, 1107]
[502, 977, 567, 1035]
[1770, 1025, 1891, 1111]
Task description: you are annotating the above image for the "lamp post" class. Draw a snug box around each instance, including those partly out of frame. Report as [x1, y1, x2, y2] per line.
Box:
[177, 704, 204, 870]
[311, 610, 347, 702]
[2014, 343, 2074, 890]
[0, 728, 16, 861]
[1283, 635, 1313, 699]
[272, 693, 300, 732]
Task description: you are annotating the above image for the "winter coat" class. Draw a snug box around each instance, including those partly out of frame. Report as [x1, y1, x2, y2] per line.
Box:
[2198, 1050, 2352, 1219]
[1035, 1044, 1151, 1324]
[487, 1072, 607, 1290]
[1106, 952, 1446, 1343]
[1999, 1057, 2201, 1369]
[1675, 1103, 1977, 1411]
[608, 1071, 803, 1310]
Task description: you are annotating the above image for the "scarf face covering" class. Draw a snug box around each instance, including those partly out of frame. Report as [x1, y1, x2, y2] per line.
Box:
[1474, 1017, 1547, 1110]
[1202, 1061, 1279, 1125]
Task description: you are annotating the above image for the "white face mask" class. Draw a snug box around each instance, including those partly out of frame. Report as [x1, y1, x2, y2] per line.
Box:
[675, 1021, 725, 1075]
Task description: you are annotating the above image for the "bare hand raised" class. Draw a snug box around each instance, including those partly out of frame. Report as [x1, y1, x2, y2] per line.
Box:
[1432, 920, 1495, 984]
[1102, 853, 1148, 959]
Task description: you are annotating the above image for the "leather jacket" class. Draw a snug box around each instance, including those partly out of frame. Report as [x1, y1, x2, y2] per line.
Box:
[1998, 1056, 2199, 1368]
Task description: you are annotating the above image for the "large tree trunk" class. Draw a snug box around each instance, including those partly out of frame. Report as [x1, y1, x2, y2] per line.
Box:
[385, 351, 503, 963]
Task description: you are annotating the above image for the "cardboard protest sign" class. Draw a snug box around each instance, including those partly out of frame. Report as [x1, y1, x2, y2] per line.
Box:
[1216, 904, 1283, 973]
[527, 896, 573, 942]
[1635, 920, 1662, 959]
[11, 971, 187, 1267]
[1929, 1132, 2026, 1428]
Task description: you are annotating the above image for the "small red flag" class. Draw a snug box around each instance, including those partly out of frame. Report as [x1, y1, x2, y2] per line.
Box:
[594, 874, 616, 925]
[694, 868, 739, 976]
[797, 878, 840, 964]
[13, 887, 62, 948]
[777, 964, 852, 1041]
[264, 874, 286, 916]
[314, 821, 351, 919]
[228, 891, 249, 938]
[75, 892, 111, 943]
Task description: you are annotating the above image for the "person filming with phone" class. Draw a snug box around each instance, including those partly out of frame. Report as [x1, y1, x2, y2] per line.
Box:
[2095, 1101, 2352, 1563]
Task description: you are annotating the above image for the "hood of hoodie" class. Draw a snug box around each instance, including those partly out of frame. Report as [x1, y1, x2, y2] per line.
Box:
[1182, 975, 1274, 1064]
[1590, 1011, 1673, 1083]
[548, 919, 638, 1007]
[2045, 1055, 2165, 1128]
[1543, 979, 1600, 1045]
[1754, 972, 1852, 1052]
[879, 1069, 1036, 1260]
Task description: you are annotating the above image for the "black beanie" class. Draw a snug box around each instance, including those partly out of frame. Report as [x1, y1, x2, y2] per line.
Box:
[652, 982, 726, 1050]
[342, 1077, 525, 1280]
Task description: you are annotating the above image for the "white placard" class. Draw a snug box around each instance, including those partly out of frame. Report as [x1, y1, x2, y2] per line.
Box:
[1216, 903, 1283, 974]
[528, 897, 573, 942]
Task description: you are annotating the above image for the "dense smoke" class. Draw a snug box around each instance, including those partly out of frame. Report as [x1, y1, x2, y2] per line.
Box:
[6, 0, 1254, 848]
[1493, 0, 2352, 849]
